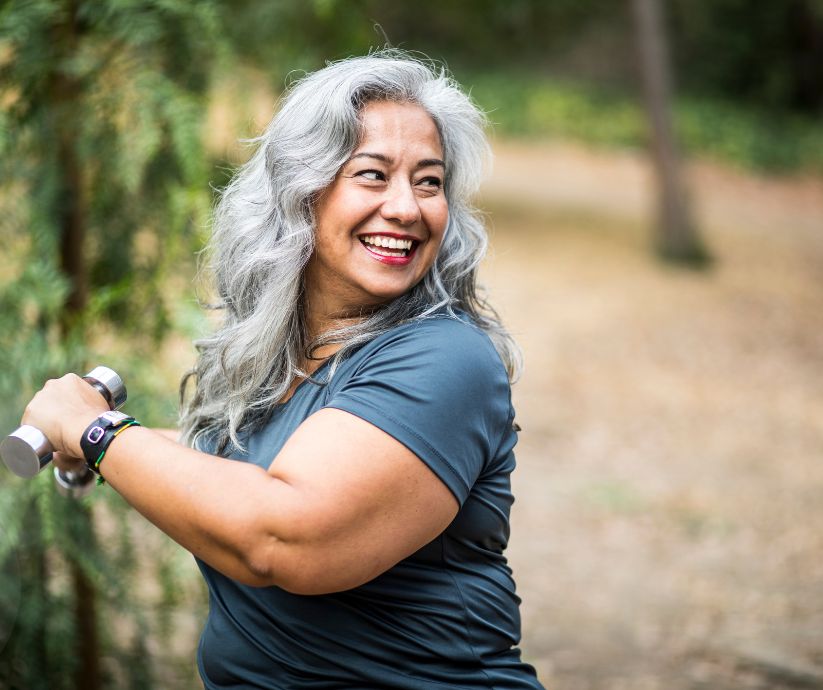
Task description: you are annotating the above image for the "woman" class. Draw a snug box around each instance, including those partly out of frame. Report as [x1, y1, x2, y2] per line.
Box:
[24, 51, 544, 689]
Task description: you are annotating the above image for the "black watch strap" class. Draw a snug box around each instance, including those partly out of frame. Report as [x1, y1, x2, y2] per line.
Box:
[80, 411, 139, 474]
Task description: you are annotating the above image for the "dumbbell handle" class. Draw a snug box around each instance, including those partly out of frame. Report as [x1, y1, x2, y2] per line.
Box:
[0, 366, 127, 479]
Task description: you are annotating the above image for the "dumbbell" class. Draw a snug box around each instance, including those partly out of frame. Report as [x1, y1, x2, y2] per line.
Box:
[0, 367, 127, 497]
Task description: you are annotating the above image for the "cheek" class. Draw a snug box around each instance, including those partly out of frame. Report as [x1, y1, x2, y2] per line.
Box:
[427, 203, 450, 240]
[313, 213, 354, 255]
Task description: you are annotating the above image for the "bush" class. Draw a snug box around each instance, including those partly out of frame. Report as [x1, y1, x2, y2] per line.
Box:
[466, 71, 823, 174]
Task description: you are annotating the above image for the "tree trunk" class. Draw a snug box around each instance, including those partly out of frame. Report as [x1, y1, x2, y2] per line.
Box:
[50, 2, 102, 689]
[56, 113, 88, 331]
[70, 527, 101, 690]
[55, 106, 103, 690]
[630, 0, 710, 265]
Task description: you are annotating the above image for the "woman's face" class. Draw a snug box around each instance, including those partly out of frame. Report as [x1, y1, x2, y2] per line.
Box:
[305, 100, 449, 319]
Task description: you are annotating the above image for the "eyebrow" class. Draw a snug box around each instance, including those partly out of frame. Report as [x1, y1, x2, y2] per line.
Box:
[348, 152, 445, 169]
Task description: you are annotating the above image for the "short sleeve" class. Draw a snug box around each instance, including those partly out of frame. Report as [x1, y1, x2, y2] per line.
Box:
[323, 317, 513, 505]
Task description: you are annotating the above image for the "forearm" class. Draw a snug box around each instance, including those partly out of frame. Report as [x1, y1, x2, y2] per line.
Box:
[95, 426, 300, 586]
[153, 427, 180, 442]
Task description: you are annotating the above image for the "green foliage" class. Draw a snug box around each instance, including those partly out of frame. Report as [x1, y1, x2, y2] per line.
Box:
[466, 72, 823, 174]
[674, 99, 823, 173]
[210, 0, 822, 174]
[216, 0, 823, 121]
[216, 0, 622, 86]
[670, 0, 823, 115]
[0, 0, 219, 686]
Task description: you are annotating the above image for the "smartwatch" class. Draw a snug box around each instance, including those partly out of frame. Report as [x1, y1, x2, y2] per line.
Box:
[80, 410, 140, 474]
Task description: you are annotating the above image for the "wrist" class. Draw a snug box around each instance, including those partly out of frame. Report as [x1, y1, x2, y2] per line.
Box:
[65, 410, 105, 458]
[80, 411, 141, 477]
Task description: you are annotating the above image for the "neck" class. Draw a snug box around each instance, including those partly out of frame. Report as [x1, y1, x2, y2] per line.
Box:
[302, 292, 370, 370]
[304, 275, 387, 336]
[304, 292, 344, 343]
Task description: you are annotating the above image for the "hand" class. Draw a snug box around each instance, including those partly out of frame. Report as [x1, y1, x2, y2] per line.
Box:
[53, 451, 89, 475]
[21, 374, 110, 458]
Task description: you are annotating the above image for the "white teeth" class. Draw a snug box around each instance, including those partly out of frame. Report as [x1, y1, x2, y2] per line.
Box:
[360, 235, 414, 251]
[371, 246, 405, 257]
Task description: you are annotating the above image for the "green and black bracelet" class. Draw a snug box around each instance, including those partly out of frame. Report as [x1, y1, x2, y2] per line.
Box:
[80, 411, 141, 484]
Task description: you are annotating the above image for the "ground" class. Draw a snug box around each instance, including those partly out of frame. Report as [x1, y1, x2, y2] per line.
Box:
[481, 141, 823, 689]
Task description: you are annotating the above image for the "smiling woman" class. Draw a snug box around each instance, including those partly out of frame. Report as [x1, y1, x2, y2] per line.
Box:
[20, 51, 544, 689]
[307, 101, 449, 316]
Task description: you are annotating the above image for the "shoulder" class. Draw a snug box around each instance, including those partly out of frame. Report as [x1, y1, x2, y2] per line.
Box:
[359, 313, 506, 375]
[327, 312, 511, 415]
[324, 313, 515, 503]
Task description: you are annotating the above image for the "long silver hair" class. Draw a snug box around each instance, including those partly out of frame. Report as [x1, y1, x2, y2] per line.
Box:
[180, 50, 522, 453]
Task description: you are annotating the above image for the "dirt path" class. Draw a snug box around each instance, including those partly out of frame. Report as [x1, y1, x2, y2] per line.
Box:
[481, 141, 823, 689]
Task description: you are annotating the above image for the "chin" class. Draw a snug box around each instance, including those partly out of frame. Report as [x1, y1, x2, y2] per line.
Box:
[360, 281, 416, 305]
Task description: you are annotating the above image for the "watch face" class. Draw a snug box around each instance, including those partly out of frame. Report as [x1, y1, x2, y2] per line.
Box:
[100, 411, 129, 424]
[86, 426, 106, 444]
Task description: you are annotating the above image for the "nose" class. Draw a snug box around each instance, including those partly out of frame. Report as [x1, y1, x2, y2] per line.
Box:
[380, 180, 421, 226]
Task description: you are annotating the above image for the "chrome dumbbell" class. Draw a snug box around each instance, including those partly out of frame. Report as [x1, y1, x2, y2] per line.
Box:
[0, 367, 127, 497]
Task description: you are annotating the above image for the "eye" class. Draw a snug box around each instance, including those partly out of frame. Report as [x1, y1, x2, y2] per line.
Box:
[417, 176, 443, 189]
[355, 169, 386, 182]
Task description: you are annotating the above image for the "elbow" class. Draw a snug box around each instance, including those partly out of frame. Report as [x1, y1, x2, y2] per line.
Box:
[236, 517, 324, 592]
[234, 501, 382, 594]
[239, 537, 289, 589]
[241, 546, 342, 595]
[241, 537, 375, 595]
[277, 564, 379, 595]
[275, 570, 339, 596]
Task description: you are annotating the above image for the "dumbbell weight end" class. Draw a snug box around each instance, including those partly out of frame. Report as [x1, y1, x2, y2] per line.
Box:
[0, 426, 53, 478]
[53, 465, 96, 498]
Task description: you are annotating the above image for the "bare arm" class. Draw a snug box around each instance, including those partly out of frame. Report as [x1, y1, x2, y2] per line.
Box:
[153, 428, 180, 442]
[23, 375, 458, 594]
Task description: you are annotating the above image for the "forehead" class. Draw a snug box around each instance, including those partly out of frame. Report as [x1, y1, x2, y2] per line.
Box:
[355, 101, 443, 157]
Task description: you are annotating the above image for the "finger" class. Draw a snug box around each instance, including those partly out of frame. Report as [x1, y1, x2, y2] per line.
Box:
[52, 452, 86, 474]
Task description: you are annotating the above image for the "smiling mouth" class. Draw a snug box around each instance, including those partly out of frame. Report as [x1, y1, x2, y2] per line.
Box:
[359, 234, 419, 259]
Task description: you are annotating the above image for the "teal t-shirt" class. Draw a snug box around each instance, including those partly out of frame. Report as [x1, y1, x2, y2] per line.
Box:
[196, 314, 543, 689]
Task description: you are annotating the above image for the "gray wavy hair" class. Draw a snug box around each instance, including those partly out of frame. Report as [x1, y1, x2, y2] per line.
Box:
[180, 50, 522, 453]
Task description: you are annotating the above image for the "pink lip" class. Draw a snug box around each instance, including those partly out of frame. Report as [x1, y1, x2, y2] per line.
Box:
[357, 233, 420, 266]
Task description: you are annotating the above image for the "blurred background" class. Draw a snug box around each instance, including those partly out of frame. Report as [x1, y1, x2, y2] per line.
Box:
[1, 1, 822, 688]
